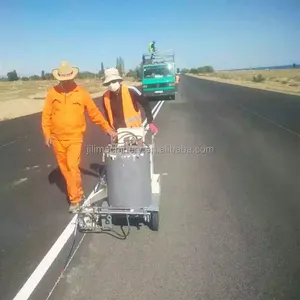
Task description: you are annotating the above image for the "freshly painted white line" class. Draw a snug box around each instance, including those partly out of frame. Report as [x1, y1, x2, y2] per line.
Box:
[151, 174, 160, 194]
[0, 135, 28, 150]
[150, 101, 161, 116]
[12, 100, 164, 300]
[44, 234, 86, 300]
[153, 100, 164, 119]
[145, 100, 164, 130]
[12, 215, 78, 300]
[238, 104, 300, 138]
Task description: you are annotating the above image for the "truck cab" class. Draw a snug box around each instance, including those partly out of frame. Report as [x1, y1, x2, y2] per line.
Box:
[141, 51, 176, 100]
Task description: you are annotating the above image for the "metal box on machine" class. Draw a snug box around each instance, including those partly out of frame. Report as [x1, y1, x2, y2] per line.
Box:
[105, 145, 152, 209]
[77, 127, 161, 237]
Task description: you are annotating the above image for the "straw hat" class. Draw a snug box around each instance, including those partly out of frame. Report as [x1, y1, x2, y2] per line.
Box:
[52, 61, 79, 81]
[103, 68, 123, 85]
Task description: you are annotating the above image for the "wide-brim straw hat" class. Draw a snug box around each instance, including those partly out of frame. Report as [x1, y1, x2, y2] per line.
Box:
[103, 68, 123, 85]
[52, 61, 79, 81]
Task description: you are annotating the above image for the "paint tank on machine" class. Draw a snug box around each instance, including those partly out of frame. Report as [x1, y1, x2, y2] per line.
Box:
[104, 145, 152, 209]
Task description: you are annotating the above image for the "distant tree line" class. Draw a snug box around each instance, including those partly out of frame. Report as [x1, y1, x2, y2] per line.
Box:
[181, 66, 214, 74]
[125, 65, 215, 81]
[0, 61, 216, 82]
[0, 57, 129, 82]
[126, 62, 143, 81]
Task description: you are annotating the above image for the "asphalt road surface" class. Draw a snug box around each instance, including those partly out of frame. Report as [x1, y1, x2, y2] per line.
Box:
[2, 76, 300, 300]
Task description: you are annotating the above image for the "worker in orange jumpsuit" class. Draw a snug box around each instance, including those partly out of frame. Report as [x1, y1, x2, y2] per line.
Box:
[102, 68, 158, 134]
[42, 61, 116, 213]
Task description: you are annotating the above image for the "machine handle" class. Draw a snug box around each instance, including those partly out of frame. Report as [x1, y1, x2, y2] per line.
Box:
[109, 128, 156, 145]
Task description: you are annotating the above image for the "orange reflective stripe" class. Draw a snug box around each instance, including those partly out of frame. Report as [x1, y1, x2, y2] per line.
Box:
[103, 91, 114, 128]
[103, 85, 142, 128]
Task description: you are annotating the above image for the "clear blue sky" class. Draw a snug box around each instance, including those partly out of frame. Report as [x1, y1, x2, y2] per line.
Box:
[0, 0, 299, 76]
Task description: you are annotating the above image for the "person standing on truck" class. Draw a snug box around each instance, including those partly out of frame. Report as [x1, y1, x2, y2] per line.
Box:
[41, 61, 117, 213]
[148, 41, 156, 59]
[102, 68, 158, 134]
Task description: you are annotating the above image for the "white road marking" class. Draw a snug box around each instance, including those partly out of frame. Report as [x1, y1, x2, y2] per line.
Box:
[0, 135, 28, 150]
[150, 100, 161, 115]
[145, 100, 165, 130]
[24, 165, 39, 171]
[238, 104, 300, 138]
[151, 174, 160, 194]
[44, 234, 86, 300]
[153, 101, 164, 119]
[12, 100, 165, 300]
[12, 178, 28, 186]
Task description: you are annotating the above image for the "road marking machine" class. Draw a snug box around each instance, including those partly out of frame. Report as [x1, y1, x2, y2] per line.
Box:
[76, 127, 161, 239]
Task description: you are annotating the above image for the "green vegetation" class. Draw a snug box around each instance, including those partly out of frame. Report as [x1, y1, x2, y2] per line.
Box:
[1, 69, 100, 82]
[126, 63, 143, 81]
[181, 66, 214, 74]
[1, 59, 215, 84]
[252, 73, 265, 82]
[1, 57, 129, 82]
[116, 57, 125, 76]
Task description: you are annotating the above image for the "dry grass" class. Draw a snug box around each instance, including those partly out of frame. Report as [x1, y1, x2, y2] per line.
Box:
[0, 78, 139, 101]
[0, 77, 140, 121]
[188, 69, 300, 96]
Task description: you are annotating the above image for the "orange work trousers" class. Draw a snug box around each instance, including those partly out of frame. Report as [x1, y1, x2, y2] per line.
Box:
[51, 139, 83, 203]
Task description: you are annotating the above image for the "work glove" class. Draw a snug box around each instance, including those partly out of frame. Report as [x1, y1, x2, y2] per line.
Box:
[149, 123, 158, 134]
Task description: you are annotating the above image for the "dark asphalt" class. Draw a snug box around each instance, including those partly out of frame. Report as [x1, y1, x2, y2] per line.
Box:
[0, 93, 158, 300]
[2, 76, 300, 299]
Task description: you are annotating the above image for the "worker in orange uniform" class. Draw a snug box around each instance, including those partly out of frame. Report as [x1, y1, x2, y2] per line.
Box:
[102, 68, 158, 134]
[42, 61, 116, 213]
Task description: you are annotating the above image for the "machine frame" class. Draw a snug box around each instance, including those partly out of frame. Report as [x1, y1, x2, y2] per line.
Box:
[77, 128, 161, 238]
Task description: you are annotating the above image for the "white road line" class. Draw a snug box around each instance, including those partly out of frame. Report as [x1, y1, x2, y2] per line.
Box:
[153, 101, 164, 119]
[0, 135, 28, 150]
[145, 100, 164, 130]
[238, 104, 300, 138]
[12, 100, 165, 300]
[150, 100, 161, 116]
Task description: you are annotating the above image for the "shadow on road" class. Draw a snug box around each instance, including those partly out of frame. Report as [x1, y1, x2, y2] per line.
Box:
[48, 168, 67, 196]
[90, 162, 106, 175]
[48, 167, 100, 198]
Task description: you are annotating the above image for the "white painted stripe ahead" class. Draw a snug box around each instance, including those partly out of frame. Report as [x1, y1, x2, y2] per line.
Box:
[12, 100, 165, 300]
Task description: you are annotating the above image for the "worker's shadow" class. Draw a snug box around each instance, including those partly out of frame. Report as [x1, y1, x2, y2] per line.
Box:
[48, 166, 100, 200]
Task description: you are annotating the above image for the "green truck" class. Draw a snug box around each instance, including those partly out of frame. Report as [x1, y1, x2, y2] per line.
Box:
[141, 51, 176, 100]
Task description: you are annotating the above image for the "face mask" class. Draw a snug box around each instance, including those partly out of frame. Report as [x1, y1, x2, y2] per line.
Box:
[108, 81, 120, 92]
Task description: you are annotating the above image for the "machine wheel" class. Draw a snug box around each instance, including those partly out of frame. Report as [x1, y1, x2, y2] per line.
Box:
[149, 211, 159, 231]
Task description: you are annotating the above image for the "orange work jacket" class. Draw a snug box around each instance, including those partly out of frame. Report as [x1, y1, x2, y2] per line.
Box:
[42, 84, 112, 141]
[102, 85, 142, 128]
